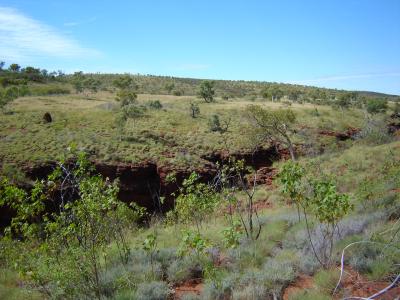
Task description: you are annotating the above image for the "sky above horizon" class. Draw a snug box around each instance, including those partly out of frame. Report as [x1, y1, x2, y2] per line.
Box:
[0, 0, 399, 95]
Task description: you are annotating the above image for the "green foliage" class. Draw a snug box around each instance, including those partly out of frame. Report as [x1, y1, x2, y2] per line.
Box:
[190, 102, 200, 118]
[198, 80, 215, 103]
[112, 75, 136, 90]
[209, 114, 222, 132]
[0, 152, 145, 299]
[147, 100, 163, 109]
[134, 281, 170, 300]
[142, 233, 159, 279]
[169, 172, 220, 228]
[278, 161, 305, 206]
[222, 220, 243, 249]
[261, 85, 284, 101]
[116, 90, 137, 106]
[71, 71, 84, 93]
[366, 99, 388, 114]
[308, 180, 352, 224]
[245, 105, 297, 159]
[314, 269, 339, 293]
[178, 229, 210, 257]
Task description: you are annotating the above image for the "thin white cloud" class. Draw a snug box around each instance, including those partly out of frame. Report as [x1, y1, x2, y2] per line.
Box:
[0, 6, 101, 62]
[64, 17, 97, 27]
[291, 72, 400, 84]
[176, 63, 211, 71]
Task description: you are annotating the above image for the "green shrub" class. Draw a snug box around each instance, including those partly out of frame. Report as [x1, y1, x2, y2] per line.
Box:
[135, 281, 170, 300]
[289, 290, 331, 300]
[262, 259, 296, 285]
[314, 269, 339, 293]
[148, 100, 163, 109]
[167, 256, 202, 284]
[232, 284, 268, 300]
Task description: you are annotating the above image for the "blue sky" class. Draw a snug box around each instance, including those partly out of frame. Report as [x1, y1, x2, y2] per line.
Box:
[0, 1, 399, 94]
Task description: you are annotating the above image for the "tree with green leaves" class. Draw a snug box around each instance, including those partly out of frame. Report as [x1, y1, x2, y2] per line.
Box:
[8, 63, 21, 72]
[306, 179, 353, 267]
[112, 75, 136, 90]
[84, 77, 101, 94]
[278, 160, 305, 221]
[261, 85, 284, 102]
[116, 89, 137, 106]
[198, 80, 215, 103]
[71, 71, 85, 93]
[245, 105, 297, 160]
[277, 163, 352, 268]
[167, 172, 220, 232]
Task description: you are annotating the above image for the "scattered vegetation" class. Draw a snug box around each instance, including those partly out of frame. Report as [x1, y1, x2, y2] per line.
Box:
[0, 61, 399, 299]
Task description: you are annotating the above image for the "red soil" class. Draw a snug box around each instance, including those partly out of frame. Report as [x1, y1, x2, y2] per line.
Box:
[173, 279, 203, 300]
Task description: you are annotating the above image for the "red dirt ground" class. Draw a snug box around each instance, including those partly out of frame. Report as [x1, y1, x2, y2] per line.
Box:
[173, 279, 203, 300]
[282, 274, 314, 300]
[283, 269, 400, 300]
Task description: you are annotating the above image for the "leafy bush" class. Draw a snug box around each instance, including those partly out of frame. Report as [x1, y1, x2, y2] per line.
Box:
[148, 100, 163, 109]
[262, 259, 296, 285]
[202, 273, 239, 300]
[208, 114, 222, 132]
[232, 284, 268, 300]
[366, 99, 388, 114]
[167, 255, 203, 284]
[314, 269, 339, 293]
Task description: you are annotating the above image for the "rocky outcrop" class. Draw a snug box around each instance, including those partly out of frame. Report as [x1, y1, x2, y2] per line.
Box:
[0, 145, 287, 228]
[318, 127, 360, 141]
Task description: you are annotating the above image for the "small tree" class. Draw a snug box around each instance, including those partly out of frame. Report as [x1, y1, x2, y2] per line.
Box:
[72, 71, 85, 93]
[306, 179, 353, 267]
[84, 77, 101, 95]
[116, 90, 137, 107]
[214, 159, 262, 241]
[278, 161, 305, 221]
[198, 80, 215, 103]
[337, 93, 352, 111]
[277, 164, 353, 268]
[209, 114, 222, 132]
[9, 63, 21, 72]
[167, 172, 220, 233]
[190, 102, 200, 118]
[112, 75, 136, 90]
[245, 105, 297, 160]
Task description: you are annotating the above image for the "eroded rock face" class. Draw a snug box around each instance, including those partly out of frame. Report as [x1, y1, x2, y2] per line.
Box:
[318, 127, 360, 141]
[0, 145, 287, 227]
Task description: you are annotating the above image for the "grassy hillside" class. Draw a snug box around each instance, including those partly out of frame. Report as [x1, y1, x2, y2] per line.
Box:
[0, 66, 399, 300]
[0, 91, 370, 170]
